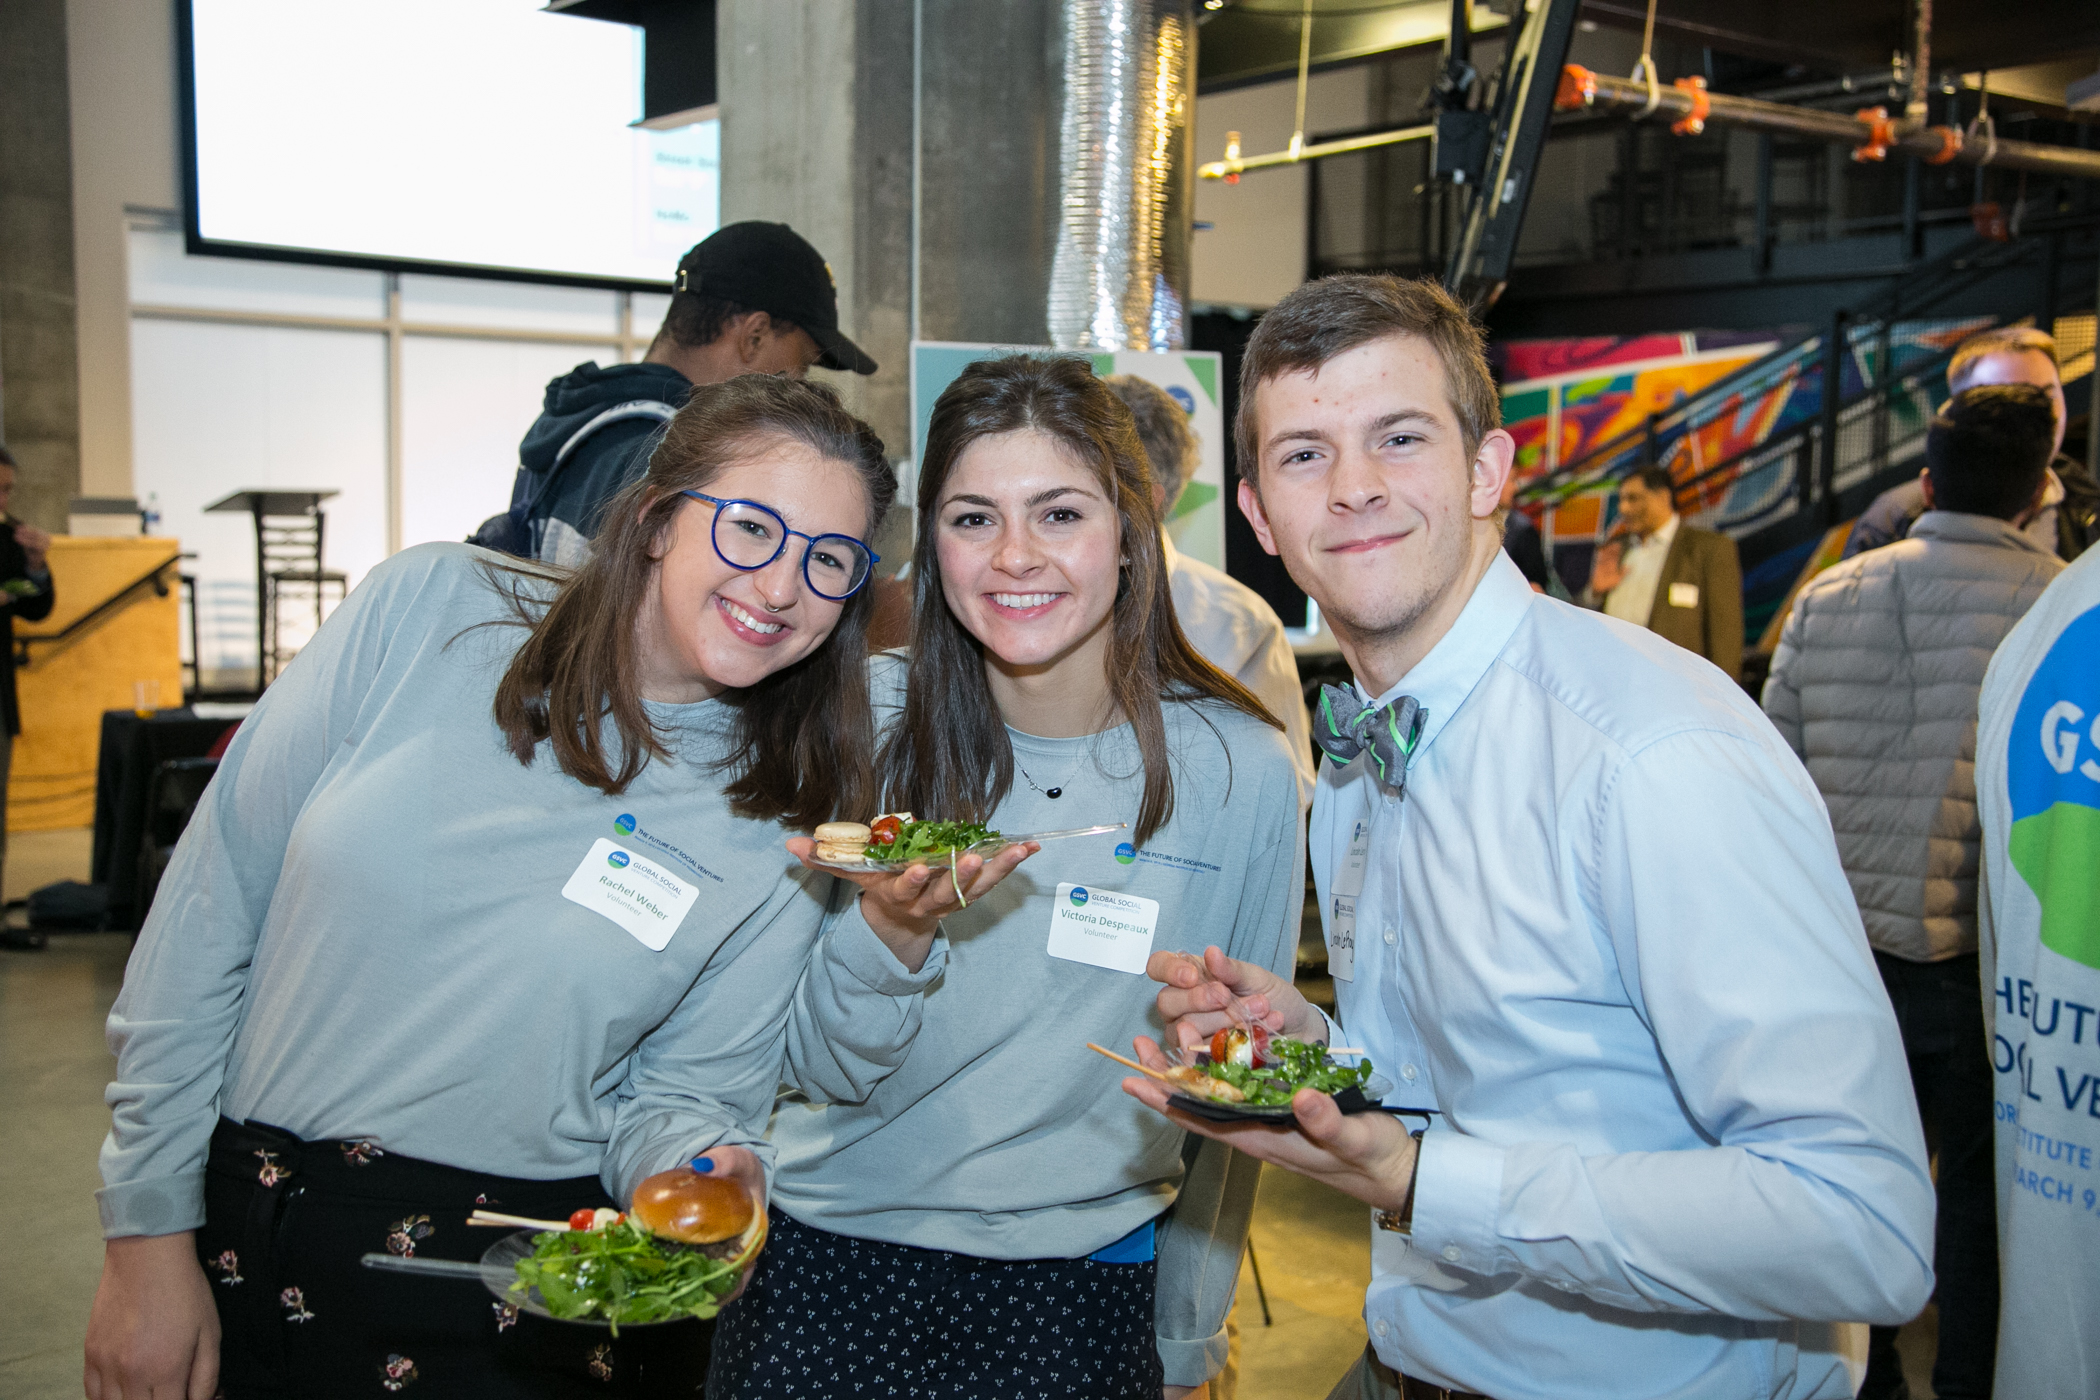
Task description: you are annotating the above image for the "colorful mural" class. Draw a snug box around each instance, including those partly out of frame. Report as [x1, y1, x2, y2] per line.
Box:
[1497, 317, 1994, 558]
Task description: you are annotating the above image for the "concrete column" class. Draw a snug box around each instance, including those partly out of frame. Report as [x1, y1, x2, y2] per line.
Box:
[718, 0, 1065, 457]
[66, 0, 181, 503]
[0, 0, 82, 530]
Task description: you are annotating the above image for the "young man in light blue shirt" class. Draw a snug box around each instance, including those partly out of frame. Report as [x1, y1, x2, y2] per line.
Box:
[1119, 274, 1935, 1400]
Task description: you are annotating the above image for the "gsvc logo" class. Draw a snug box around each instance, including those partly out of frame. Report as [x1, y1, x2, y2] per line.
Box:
[607, 850, 631, 869]
[1115, 842, 1137, 865]
[613, 814, 637, 836]
[2008, 605, 2100, 970]
[1069, 886, 1090, 907]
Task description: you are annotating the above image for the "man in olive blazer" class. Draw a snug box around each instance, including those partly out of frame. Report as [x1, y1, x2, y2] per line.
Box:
[1586, 464, 1744, 680]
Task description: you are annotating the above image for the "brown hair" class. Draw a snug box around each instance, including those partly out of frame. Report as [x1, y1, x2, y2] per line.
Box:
[487, 374, 893, 829]
[1234, 274, 1499, 484]
[1104, 374, 1199, 505]
[1948, 325, 2059, 393]
[884, 355, 1278, 846]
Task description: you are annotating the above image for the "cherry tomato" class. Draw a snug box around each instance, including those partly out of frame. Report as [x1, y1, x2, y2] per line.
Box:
[567, 1208, 598, 1232]
[1247, 1024, 1273, 1068]
[1210, 1027, 1248, 1065]
[870, 816, 902, 846]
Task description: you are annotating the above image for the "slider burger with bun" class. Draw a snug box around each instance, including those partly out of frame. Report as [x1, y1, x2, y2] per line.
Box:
[812, 821, 872, 865]
[629, 1162, 768, 1265]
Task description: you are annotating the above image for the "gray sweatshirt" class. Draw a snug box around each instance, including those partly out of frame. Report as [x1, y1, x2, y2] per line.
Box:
[771, 653, 1306, 1386]
[98, 543, 937, 1238]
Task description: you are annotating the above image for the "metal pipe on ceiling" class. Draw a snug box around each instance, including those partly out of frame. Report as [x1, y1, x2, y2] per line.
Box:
[1557, 65, 2100, 181]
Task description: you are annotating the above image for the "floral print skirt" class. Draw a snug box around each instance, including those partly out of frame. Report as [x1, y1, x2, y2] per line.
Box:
[200, 1119, 711, 1399]
[706, 1210, 1164, 1399]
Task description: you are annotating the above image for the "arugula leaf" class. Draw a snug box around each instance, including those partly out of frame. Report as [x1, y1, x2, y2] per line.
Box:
[868, 819, 999, 864]
[510, 1219, 742, 1335]
[1202, 1036, 1375, 1107]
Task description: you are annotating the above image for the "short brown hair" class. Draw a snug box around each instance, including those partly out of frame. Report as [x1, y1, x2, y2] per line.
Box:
[487, 374, 893, 829]
[1948, 326, 2058, 393]
[1104, 374, 1199, 505]
[1234, 274, 1499, 484]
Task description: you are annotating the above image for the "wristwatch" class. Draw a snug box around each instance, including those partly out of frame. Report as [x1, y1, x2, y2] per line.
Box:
[1374, 1129, 1428, 1235]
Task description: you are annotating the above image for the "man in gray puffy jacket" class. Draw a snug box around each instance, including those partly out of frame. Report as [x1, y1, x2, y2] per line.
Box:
[1764, 384, 2064, 1400]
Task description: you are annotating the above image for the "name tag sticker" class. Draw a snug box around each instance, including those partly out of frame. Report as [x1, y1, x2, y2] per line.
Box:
[562, 838, 698, 951]
[1336, 820, 1370, 898]
[1667, 582, 1700, 609]
[1328, 894, 1358, 982]
[1327, 819, 1370, 982]
[1047, 883, 1160, 974]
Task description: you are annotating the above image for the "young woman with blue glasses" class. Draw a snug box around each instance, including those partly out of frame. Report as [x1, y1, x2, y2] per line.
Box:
[86, 375, 1029, 1400]
[709, 356, 1306, 1400]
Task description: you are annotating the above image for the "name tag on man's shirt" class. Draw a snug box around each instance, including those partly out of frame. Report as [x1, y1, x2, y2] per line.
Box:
[1046, 883, 1159, 974]
[1667, 581, 1700, 609]
[1327, 820, 1371, 982]
[562, 838, 698, 951]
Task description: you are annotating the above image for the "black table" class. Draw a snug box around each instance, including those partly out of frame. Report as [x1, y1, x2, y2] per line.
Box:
[91, 709, 242, 926]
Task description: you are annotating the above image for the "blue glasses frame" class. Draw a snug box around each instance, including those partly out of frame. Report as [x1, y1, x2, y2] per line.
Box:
[681, 490, 880, 601]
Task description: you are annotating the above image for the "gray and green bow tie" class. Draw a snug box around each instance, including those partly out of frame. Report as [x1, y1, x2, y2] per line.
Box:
[1314, 686, 1427, 787]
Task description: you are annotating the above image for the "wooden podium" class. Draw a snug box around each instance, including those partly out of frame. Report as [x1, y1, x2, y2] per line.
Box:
[7, 536, 185, 832]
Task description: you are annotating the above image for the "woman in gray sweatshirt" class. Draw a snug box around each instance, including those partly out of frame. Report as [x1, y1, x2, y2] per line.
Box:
[84, 377, 1021, 1400]
[711, 356, 1306, 1400]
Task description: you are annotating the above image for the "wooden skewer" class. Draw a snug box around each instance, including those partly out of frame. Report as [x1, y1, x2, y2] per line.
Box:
[1086, 1042, 1182, 1086]
[467, 1210, 571, 1232]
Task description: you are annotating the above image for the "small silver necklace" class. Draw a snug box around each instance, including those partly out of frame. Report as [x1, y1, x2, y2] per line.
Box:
[1018, 763, 1071, 800]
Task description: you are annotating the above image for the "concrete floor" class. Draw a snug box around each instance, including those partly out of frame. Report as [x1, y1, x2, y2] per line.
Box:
[0, 825, 1938, 1400]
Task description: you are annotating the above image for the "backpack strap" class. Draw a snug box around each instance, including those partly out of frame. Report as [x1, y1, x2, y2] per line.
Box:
[551, 399, 679, 470]
[508, 399, 681, 557]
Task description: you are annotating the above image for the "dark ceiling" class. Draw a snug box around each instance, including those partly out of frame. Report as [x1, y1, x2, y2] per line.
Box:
[1199, 0, 2100, 90]
[1579, 0, 2100, 76]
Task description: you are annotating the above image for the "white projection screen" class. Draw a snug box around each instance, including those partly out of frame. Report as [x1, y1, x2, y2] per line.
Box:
[181, 0, 718, 287]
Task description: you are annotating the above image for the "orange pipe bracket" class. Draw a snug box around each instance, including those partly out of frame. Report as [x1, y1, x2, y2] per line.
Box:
[1556, 63, 1598, 112]
[1670, 76, 1710, 136]
[1852, 106, 1896, 162]
[1922, 124, 1962, 165]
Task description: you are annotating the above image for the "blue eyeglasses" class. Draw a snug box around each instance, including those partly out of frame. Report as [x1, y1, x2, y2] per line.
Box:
[681, 491, 879, 601]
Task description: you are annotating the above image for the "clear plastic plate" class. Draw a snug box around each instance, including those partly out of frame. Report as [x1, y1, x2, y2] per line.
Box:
[357, 1231, 688, 1329]
[807, 822, 1127, 874]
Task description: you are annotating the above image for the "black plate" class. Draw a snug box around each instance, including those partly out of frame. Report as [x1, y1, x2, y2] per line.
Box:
[1166, 1074, 1393, 1125]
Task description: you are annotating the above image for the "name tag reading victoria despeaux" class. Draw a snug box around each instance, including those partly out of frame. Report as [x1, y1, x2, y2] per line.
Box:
[562, 838, 699, 951]
[1328, 818, 1370, 982]
[1047, 883, 1160, 974]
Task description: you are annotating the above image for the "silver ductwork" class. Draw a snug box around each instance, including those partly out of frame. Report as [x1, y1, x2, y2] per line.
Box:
[1047, 0, 1195, 353]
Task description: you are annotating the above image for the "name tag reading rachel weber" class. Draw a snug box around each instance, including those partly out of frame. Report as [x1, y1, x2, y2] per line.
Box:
[1047, 883, 1161, 974]
[562, 838, 699, 951]
[1667, 581, 1700, 609]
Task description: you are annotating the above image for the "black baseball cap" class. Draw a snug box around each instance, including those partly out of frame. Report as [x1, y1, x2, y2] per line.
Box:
[673, 222, 877, 375]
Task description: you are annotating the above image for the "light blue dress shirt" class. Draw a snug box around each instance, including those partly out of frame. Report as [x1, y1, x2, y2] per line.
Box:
[1310, 553, 1935, 1400]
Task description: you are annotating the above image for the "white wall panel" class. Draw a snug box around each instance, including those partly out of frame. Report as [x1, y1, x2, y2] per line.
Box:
[129, 227, 385, 319]
[130, 318, 387, 678]
[1192, 69, 1371, 310]
[399, 336, 616, 551]
[631, 291, 674, 345]
[400, 273, 623, 335]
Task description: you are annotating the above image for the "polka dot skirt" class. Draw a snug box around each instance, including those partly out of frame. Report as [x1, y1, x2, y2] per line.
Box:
[707, 1210, 1165, 1399]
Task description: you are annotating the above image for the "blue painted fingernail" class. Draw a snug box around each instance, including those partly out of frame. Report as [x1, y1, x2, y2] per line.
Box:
[691, 1155, 714, 1173]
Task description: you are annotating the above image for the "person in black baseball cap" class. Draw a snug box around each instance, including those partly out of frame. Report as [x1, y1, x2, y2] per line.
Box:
[674, 221, 878, 376]
[481, 221, 876, 564]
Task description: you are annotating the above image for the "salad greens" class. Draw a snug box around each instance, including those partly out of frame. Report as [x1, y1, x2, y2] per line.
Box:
[1202, 1036, 1375, 1107]
[868, 819, 999, 864]
[510, 1219, 741, 1335]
